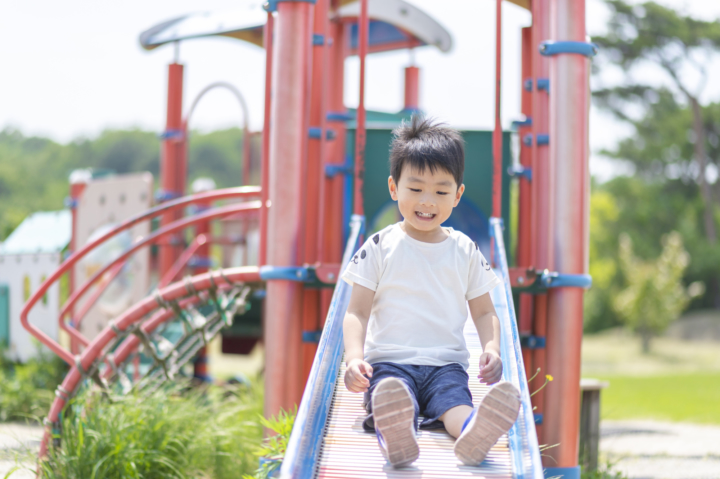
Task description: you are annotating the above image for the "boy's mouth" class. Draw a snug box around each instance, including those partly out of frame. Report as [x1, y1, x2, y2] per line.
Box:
[415, 211, 436, 220]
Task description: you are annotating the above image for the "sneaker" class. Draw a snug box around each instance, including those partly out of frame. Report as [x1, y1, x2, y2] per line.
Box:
[371, 377, 419, 467]
[454, 381, 521, 466]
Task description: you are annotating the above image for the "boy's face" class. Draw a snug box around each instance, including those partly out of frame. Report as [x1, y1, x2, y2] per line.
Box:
[388, 164, 465, 234]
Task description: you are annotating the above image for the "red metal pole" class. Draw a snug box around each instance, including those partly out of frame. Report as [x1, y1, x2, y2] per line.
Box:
[518, 26, 534, 380]
[403, 65, 420, 111]
[259, 12, 274, 268]
[491, 0, 503, 220]
[160, 62, 185, 277]
[265, 0, 314, 417]
[68, 178, 86, 355]
[531, 0, 551, 445]
[544, 0, 590, 469]
[353, 0, 368, 217]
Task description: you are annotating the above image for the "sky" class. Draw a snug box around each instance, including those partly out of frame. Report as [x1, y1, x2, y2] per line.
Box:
[1, 0, 720, 181]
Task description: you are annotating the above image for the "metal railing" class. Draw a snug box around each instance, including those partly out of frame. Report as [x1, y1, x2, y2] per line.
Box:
[490, 217, 544, 479]
[280, 214, 364, 479]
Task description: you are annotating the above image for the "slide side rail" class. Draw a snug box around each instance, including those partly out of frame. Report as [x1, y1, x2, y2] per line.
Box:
[280, 215, 365, 479]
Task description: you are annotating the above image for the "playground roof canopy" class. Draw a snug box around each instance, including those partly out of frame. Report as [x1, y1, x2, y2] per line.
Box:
[139, 0, 455, 54]
[0, 210, 71, 255]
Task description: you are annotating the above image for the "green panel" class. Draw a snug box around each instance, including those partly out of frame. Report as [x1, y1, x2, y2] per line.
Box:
[0, 283, 8, 347]
[346, 126, 512, 262]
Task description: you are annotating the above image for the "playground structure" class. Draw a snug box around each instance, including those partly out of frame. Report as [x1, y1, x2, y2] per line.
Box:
[16, 0, 594, 477]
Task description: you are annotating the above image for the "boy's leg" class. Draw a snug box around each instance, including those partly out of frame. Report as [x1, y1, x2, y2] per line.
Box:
[453, 382, 521, 466]
[362, 363, 421, 467]
[372, 377, 420, 467]
[362, 363, 420, 432]
[439, 404, 474, 438]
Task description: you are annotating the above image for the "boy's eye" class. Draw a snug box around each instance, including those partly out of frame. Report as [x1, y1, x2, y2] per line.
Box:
[409, 188, 421, 192]
[437, 191, 449, 195]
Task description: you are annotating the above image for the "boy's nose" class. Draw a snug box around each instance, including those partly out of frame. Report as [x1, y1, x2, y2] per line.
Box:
[419, 194, 435, 206]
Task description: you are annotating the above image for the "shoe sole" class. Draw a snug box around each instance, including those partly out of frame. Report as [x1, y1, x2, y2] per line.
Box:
[454, 382, 521, 466]
[372, 377, 419, 467]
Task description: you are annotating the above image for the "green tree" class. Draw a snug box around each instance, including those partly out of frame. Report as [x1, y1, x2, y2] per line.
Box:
[593, 0, 720, 307]
[614, 231, 701, 352]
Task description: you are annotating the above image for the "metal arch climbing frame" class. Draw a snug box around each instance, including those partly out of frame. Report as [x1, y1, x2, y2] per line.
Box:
[20, 187, 260, 364]
[38, 266, 263, 459]
[280, 215, 543, 479]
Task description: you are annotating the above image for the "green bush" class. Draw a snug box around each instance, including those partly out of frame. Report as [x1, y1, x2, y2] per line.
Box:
[37, 382, 263, 479]
[0, 346, 68, 422]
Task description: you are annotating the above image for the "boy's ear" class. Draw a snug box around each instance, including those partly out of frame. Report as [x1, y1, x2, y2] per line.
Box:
[453, 184, 465, 207]
[388, 176, 398, 201]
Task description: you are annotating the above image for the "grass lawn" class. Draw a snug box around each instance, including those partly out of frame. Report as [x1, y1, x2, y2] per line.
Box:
[581, 330, 720, 425]
[595, 373, 720, 424]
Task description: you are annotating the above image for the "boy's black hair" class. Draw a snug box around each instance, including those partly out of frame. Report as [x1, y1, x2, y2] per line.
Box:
[389, 115, 465, 188]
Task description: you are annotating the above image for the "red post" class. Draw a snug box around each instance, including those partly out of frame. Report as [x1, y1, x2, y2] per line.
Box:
[531, 0, 551, 445]
[518, 26, 534, 380]
[544, 0, 590, 469]
[68, 175, 87, 355]
[353, 0, 368, 217]
[160, 62, 185, 277]
[403, 65, 420, 111]
[491, 0, 503, 220]
[264, 0, 314, 417]
[259, 13, 274, 268]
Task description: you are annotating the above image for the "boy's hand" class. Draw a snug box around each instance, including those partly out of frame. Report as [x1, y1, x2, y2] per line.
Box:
[478, 351, 502, 384]
[344, 358, 373, 393]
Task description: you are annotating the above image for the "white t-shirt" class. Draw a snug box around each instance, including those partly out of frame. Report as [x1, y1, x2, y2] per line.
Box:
[341, 223, 501, 370]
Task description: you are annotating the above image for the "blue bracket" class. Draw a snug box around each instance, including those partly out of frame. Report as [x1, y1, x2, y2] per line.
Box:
[513, 268, 592, 293]
[260, 266, 316, 282]
[537, 78, 550, 92]
[540, 41, 598, 58]
[534, 413, 543, 425]
[544, 466, 580, 479]
[523, 78, 533, 92]
[326, 111, 354, 122]
[154, 189, 182, 203]
[188, 256, 213, 269]
[264, 0, 316, 12]
[158, 129, 184, 141]
[302, 330, 323, 343]
[522, 134, 549, 147]
[309, 127, 336, 140]
[64, 197, 78, 209]
[520, 335, 545, 349]
[312, 34, 324, 46]
[325, 157, 354, 178]
[511, 117, 532, 129]
[507, 165, 532, 181]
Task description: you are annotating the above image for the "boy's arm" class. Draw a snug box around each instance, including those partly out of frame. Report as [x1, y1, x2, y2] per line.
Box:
[343, 283, 375, 393]
[468, 292, 503, 384]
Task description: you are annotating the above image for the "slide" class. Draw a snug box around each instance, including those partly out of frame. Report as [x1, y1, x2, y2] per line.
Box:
[280, 216, 544, 479]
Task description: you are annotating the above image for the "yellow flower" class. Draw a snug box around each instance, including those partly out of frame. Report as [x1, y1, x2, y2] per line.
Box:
[546, 374, 554, 382]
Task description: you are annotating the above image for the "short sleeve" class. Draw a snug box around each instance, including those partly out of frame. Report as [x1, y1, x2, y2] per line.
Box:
[341, 235, 382, 291]
[466, 243, 501, 301]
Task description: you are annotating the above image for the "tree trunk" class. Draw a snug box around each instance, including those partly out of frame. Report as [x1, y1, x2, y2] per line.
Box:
[640, 329, 652, 354]
[689, 97, 717, 243]
[689, 96, 720, 308]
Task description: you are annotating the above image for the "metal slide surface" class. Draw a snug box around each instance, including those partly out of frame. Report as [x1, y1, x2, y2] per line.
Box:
[281, 217, 543, 479]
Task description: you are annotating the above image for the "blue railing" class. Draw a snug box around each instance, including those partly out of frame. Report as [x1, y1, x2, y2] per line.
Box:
[490, 217, 544, 479]
[280, 214, 365, 479]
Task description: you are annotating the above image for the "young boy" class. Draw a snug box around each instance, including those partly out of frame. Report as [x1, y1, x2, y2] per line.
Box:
[341, 116, 521, 468]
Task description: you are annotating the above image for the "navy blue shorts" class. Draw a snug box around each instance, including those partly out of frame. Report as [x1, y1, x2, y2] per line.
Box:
[362, 362, 473, 431]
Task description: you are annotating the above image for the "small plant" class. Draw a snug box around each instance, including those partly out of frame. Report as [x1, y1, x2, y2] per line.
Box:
[580, 461, 628, 479]
[0, 344, 68, 422]
[244, 408, 297, 479]
[30, 380, 264, 479]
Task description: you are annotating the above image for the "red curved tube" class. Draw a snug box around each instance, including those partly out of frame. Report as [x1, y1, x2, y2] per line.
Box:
[60, 202, 261, 349]
[39, 266, 262, 458]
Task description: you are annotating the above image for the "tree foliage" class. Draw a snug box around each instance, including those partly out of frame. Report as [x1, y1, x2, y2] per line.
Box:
[0, 127, 250, 241]
[614, 231, 702, 352]
[591, 0, 720, 312]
